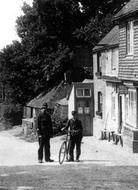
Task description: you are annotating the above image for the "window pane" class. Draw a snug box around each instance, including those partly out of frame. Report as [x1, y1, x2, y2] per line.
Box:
[76, 89, 83, 97]
[127, 22, 130, 53]
[126, 22, 133, 54]
[111, 95, 116, 120]
[125, 95, 129, 120]
[111, 49, 118, 70]
[97, 53, 101, 72]
[128, 90, 136, 126]
[85, 101, 90, 114]
[84, 89, 91, 96]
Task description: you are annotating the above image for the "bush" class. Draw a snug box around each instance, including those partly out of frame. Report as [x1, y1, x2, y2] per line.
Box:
[3, 104, 23, 129]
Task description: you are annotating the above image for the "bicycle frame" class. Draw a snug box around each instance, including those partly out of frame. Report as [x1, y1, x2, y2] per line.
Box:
[59, 129, 71, 164]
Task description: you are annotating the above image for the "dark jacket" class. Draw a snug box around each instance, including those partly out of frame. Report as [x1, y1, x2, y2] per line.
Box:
[37, 111, 53, 137]
[66, 118, 83, 137]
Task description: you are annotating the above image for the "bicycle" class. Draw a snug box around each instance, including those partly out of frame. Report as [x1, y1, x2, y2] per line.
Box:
[58, 129, 81, 164]
[58, 129, 71, 165]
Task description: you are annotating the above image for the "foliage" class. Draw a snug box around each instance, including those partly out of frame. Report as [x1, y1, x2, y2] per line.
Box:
[0, 0, 130, 106]
[74, 14, 114, 48]
[3, 104, 23, 129]
[0, 41, 38, 104]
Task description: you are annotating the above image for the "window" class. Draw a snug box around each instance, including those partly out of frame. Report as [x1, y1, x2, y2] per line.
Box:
[96, 91, 103, 117]
[31, 107, 33, 118]
[84, 89, 91, 96]
[77, 103, 83, 114]
[111, 48, 118, 70]
[76, 88, 91, 97]
[76, 89, 83, 97]
[95, 52, 102, 78]
[84, 100, 90, 114]
[125, 95, 129, 120]
[97, 52, 102, 73]
[126, 21, 134, 55]
[125, 90, 136, 127]
[111, 94, 116, 120]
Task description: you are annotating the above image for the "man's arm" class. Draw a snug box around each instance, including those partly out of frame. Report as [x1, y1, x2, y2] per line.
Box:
[62, 119, 70, 131]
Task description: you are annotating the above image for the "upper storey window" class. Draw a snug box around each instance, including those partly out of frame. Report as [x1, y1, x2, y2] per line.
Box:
[95, 52, 102, 78]
[76, 88, 91, 98]
[97, 52, 102, 73]
[126, 21, 134, 55]
[111, 48, 118, 70]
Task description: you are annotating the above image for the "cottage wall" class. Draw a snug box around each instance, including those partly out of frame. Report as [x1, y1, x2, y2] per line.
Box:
[93, 44, 120, 138]
[118, 18, 138, 152]
[119, 20, 138, 80]
[93, 53, 106, 138]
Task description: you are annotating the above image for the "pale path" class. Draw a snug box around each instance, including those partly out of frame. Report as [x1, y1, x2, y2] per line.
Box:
[0, 127, 138, 166]
[0, 129, 38, 166]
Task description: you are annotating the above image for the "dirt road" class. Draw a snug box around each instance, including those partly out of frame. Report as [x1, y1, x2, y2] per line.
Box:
[0, 127, 138, 189]
[1, 127, 138, 166]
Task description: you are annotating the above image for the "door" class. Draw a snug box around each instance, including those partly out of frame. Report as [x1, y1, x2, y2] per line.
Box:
[76, 98, 93, 136]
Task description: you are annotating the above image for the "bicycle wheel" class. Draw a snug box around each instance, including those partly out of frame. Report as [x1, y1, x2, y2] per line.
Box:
[59, 141, 66, 164]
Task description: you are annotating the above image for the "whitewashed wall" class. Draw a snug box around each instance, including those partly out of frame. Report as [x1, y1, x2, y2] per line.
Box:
[93, 53, 106, 138]
[105, 84, 119, 133]
[68, 86, 75, 119]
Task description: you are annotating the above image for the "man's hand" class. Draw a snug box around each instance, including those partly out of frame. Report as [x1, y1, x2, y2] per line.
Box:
[61, 127, 66, 132]
[71, 129, 80, 136]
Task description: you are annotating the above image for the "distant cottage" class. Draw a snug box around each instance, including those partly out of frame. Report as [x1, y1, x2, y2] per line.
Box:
[22, 46, 93, 136]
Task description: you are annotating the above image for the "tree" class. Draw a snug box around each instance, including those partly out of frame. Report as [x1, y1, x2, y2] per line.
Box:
[0, 0, 130, 105]
[0, 41, 38, 104]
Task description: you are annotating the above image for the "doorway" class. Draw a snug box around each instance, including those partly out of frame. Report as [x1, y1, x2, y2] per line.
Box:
[76, 98, 93, 136]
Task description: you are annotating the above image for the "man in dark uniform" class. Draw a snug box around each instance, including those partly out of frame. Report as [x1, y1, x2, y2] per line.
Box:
[37, 103, 54, 163]
[66, 110, 83, 162]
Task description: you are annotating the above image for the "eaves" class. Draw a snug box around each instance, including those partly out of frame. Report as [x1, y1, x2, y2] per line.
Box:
[92, 44, 119, 54]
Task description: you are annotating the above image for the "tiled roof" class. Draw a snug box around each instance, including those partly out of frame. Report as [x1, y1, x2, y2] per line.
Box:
[114, 0, 138, 20]
[27, 87, 57, 109]
[26, 82, 72, 108]
[93, 25, 119, 52]
[55, 98, 68, 106]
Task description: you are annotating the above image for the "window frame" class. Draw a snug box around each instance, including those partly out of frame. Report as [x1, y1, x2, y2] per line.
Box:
[96, 91, 103, 117]
[126, 21, 134, 55]
[111, 48, 118, 71]
[125, 89, 136, 127]
[111, 93, 116, 121]
[76, 88, 91, 98]
[97, 52, 102, 73]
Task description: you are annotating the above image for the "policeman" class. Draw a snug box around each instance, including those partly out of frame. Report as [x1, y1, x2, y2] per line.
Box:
[66, 110, 83, 162]
[37, 103, 54, 163]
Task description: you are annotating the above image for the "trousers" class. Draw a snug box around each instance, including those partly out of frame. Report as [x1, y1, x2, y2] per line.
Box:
[69, 134, 82, 160]
[38, 136, 50, 161]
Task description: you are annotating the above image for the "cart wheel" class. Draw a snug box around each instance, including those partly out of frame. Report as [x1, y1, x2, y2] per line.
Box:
[59, 141, 66, 164]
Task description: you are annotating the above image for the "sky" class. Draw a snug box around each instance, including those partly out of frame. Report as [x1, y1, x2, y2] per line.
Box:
[0, 0, 33, 50]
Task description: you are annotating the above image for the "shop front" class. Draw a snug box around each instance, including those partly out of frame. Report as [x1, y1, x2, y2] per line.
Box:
[119, 82, 138, 153]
